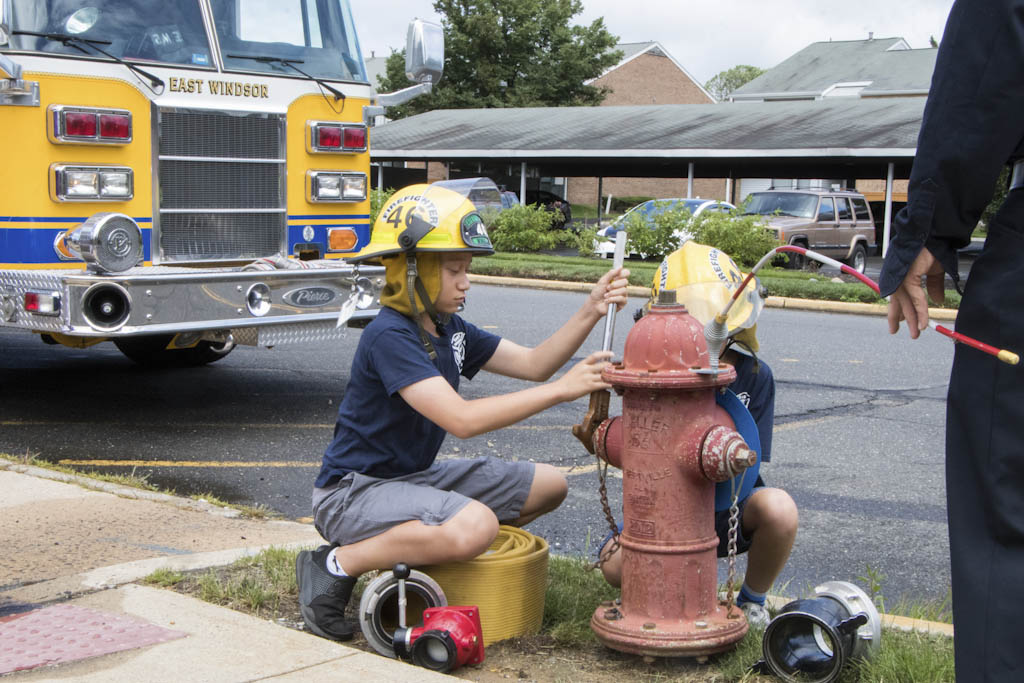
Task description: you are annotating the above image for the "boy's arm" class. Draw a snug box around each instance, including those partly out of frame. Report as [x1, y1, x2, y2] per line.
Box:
[482, 267, 630, 382]
[399, 350, 613, 439]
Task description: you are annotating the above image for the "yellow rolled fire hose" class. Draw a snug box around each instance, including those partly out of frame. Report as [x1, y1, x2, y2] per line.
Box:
[419, 525, 549, 645]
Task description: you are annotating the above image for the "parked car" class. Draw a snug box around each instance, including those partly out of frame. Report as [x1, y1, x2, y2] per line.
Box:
[500, 190, 520, 210]
[741, 188, 875, 273]
[524, 189, 572, 229]
[594, 198, 736, 258]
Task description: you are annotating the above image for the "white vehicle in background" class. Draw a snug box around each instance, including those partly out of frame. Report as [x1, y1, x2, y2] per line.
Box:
[595, 198, 735, 258]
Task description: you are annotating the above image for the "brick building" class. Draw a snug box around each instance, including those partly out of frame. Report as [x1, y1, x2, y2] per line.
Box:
[566, 42, 726, 209]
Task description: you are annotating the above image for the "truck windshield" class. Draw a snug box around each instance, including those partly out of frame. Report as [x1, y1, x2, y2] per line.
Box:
[7, 0, 213, 67]
[742, 192, 819, 219]
[212, 0, 367, 82]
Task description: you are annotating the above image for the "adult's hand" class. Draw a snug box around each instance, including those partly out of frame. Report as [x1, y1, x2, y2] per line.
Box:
[887, 247, 945, 339]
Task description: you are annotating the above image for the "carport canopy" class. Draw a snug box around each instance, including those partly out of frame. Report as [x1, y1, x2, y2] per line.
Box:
[370, 97, 922, 180]
[370, 97, 924, 251]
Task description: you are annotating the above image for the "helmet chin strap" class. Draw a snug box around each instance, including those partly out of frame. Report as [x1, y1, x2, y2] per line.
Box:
[406, 253, 447, 360]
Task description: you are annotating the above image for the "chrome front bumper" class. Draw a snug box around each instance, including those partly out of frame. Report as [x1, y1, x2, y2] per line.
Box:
[0, 263, 385, 343]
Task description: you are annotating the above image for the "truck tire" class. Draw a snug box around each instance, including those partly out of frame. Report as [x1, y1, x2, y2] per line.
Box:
[845, 243, 868, 274]
[784, 241, 808, 270]
[115, 335, 235, 367]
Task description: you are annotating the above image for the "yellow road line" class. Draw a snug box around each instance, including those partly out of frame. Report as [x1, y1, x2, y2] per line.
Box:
[774, 416, 835, 432]
[555, 463, 621, 477]
[58, 459, 317, 468]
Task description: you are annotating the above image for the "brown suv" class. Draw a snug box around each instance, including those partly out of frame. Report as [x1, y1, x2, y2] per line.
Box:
[742, 188, 875, 273]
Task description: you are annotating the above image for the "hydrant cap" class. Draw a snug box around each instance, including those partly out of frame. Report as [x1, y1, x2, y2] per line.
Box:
[606, 301, 735, 389]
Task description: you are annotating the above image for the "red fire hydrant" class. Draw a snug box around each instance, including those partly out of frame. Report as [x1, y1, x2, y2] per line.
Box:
[585, 294, 757, 658]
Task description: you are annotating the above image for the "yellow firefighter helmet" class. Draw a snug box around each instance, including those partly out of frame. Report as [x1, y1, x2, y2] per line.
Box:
[651, 240, 764, 352]
[351, 178, 496, 262]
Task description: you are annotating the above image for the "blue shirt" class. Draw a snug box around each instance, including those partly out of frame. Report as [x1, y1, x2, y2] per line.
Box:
[727, 353, 774, 463]
[316, 307, 501, 487]
[714, 353, 776, 510]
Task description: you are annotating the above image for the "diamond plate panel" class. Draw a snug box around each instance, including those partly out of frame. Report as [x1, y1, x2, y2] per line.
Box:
[233, 319, 372, 346]
[0, 270, 69, 332]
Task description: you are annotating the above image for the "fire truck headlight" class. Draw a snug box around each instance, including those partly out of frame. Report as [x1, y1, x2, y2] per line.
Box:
[342, 173, 367, 201]
[51, 164, 133, 201]
[100, 170, 133, 198]
[66, 213, 143, 274]
[307, 171, 367, 203]
[310, 172, 341, 200]
[66, 170, 100, 197]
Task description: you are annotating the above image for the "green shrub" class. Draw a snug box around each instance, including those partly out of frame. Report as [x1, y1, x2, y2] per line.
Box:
[489, 204, 567, 252]
[575, 226, 599, 258]
[689, 209, 781, 268]
[369, 187, 396, 224]
[623, 202, 693, 260]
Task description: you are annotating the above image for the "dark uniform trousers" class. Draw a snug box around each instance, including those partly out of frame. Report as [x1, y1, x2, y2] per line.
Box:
[946, 190, 1024, 681]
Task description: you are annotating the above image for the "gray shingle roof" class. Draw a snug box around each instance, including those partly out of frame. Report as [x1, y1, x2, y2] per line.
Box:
[732, 38, 936, 98]
[370, 98, 923, 177]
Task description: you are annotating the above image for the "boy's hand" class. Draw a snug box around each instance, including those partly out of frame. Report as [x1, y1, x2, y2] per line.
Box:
[558, 350, 614, 400]
[588, 267, 631, 317]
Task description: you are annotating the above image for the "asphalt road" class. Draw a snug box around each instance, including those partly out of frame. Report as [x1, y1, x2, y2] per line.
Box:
[0, 283, 955, 605]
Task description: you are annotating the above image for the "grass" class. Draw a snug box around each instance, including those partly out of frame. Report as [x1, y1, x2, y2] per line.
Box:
[1, 451, 277, 519]
[159, 549, 954, 682]
[471, 252, 962, 309]
[5, 450, 163, 492]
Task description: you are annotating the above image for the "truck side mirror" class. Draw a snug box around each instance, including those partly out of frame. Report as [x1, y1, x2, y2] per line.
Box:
[0, 0, 11, 45]
[404, 19, 443, 84]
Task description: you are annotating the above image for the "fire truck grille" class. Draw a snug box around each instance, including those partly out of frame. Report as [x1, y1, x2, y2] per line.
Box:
[156, 109, 286, 263]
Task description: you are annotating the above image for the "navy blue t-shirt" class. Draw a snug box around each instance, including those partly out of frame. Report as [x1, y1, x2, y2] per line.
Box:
[316, 307, 502, 487]
[727, 352, 774, 463]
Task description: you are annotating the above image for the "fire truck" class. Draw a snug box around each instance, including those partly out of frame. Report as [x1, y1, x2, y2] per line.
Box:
[0, 1, 441, 365]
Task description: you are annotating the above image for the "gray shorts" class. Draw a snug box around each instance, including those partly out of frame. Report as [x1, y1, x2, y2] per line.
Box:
[312, 457, 535, 547]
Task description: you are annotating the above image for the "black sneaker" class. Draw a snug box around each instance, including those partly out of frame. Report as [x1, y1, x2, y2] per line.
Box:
[296, 544, 358, 641]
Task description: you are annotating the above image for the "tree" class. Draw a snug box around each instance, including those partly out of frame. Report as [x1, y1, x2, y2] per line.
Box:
[704, 64, 766, 101]
[376, 0, 621, 119]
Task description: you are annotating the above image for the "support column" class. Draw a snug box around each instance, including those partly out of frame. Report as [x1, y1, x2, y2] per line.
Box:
[597, 177, 604, 225]
[376, 163, 383, 191]
[725, 177, 732, 204]
[882, 163, 894, 257]
[520, 162, 527, 205]
[687, 162, 694, 198]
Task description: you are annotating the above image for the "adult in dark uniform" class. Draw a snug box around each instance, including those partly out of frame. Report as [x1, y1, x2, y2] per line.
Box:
[881, 1, 1024, 680]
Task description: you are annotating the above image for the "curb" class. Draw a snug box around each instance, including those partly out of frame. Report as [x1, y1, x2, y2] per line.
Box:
[1, 457, 249, 518]
[468, 273, 959, 321]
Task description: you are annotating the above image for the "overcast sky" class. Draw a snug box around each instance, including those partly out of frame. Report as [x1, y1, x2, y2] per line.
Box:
[350, 0, 955, 85]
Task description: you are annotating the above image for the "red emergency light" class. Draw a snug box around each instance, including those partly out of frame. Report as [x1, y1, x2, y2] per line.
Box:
[99, 113, 132, 140]
[307, 121, 367, 153]
[24, 291, 61, 316]
[48, 105, 133, 144]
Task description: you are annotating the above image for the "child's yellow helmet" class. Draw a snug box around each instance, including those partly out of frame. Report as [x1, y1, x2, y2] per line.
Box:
[651, 241, 764, 352]
[351, 178, 496, 262]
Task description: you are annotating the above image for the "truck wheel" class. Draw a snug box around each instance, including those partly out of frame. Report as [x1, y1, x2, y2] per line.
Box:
[114, 335, 235, 367]
[784, 242, 807, 270]
[845, 243, 868, 274]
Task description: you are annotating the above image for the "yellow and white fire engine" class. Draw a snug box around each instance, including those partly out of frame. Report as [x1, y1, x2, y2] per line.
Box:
[0, 0, 441, 365]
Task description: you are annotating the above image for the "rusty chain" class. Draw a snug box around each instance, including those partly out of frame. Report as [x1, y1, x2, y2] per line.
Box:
[590, 455, 621, 571]
[724, 476, 741, 618]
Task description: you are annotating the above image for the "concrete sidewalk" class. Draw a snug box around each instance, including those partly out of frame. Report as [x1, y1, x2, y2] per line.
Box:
[0, 460, 451, 682]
